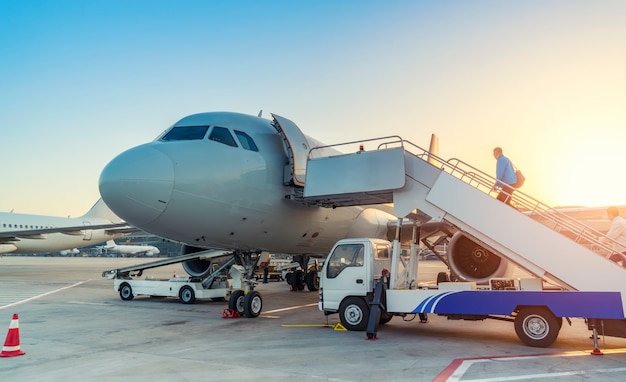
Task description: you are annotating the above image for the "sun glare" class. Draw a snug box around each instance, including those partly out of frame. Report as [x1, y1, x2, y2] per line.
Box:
[549, 126, 626, 207]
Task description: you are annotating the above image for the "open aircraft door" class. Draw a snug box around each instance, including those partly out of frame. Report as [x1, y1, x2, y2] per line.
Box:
[271, 113, 311, 187]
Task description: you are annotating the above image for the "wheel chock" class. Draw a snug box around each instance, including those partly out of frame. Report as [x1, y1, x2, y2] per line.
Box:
[333, 323, 347, 331]
[222, 308, 240, 319]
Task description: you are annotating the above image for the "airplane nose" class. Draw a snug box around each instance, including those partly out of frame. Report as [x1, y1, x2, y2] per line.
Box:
[99, 145, 174, 226]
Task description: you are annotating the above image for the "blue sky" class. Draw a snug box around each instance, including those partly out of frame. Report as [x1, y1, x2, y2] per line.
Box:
[2, 1, 626, 216]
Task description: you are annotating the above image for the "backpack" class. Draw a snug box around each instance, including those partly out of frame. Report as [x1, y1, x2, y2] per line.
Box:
[512, 169, 525, 188]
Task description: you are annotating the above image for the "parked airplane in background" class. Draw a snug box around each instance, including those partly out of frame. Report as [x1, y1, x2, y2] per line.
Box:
[0, 199, 131, 255]
[99, 111, 623, 314]
[102, 240, 160, 257]
[59, 248, 80, 256]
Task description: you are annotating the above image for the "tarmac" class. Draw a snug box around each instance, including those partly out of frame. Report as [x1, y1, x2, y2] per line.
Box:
[1, 256, 626, 381]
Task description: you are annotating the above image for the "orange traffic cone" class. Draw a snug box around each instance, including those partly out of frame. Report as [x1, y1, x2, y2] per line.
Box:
[0, 314, 25, 357]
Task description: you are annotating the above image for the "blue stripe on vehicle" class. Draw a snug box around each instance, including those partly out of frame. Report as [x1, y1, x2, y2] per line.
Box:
[412, 291, 624, 319]
[415, 291, 458, 313]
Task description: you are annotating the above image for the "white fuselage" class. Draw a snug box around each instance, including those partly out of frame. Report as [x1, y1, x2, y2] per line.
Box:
[0, 212, 125, 254]
[104, 241, 160, 256]
[99, 112, 393, 255]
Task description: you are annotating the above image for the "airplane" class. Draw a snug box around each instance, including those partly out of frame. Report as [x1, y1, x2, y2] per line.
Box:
[98, 111, 623, 316]
[101, 240, 160, 257]
[59, 248, 80, 256]
[0, 199, 131, 255]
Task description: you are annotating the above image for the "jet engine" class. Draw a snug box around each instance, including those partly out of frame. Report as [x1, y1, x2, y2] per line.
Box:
[181, 245, 214, 278]
[447, 232, 513, 284]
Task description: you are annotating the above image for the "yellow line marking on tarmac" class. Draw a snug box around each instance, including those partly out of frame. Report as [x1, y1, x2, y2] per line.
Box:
[281, 323, 347, 331]
[261, 302, 317, 315]
[67, 301, 112, 306]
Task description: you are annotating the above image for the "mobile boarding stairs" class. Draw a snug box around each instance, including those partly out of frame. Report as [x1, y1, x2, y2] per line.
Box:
[293, 136, 626, 333]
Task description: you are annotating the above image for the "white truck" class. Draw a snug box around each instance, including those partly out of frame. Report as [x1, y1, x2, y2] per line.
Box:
[319, 237, 626, 348]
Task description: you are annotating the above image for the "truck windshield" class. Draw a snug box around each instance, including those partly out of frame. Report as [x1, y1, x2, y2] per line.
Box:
[326, 243, 364, 279]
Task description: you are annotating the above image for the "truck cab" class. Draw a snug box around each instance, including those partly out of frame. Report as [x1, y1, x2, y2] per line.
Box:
[319, 238, 392, 330]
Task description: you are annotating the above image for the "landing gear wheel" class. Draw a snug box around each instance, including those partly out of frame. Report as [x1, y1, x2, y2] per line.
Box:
[119, 283, 134, 301]
[514, 307, 562, 348]
[243, 290, 263, 318]
[339, 297, 370, 331]
[305, 270, 319, 291]
[229, 290, 245, 315]
[179, 285, 196, 304]
[285, 272, 294, 286]
[292, 270, 305, 290]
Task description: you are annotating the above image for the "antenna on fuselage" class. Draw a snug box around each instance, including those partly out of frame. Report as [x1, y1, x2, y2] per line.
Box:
[257, 110, 263, 117]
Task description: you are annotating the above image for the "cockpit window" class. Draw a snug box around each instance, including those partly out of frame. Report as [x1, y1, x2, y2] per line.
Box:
[161, 126, 209, 141]
[209, 126, 238, 147]
[234, 130, 259, 152]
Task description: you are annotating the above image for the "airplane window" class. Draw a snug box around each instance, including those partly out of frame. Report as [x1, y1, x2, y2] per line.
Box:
[161, 126, 209, 141]
[234, 130, 259, 152]
[209, 126, 238, 148]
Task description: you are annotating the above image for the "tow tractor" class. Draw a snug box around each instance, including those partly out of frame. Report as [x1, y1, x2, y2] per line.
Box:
[103, 249, 270, 317]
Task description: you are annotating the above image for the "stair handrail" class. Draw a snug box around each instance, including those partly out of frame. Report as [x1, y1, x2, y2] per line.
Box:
[398, 139, 621, 261]
[305, 135, 622, 262]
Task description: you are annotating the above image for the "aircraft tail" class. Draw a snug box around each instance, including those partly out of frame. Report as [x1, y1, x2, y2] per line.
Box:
[427, 133, 440, 166]
[81, 199, 124, 223]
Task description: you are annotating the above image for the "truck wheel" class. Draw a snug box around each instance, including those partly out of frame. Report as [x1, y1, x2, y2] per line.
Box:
[514, 307, 561, 348]
[119, 283, 134, 301]
[229, 290, 245, 315]
[306, 270, 319, 291]
[244, 290, 263, 318]
[379, 311, 393, 325]
[179, 286, 196, 304]
[339, 297, 370, 331]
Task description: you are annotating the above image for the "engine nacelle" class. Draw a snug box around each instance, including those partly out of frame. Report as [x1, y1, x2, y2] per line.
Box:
[447, 232, 513, 284]
[0, 244, 17, 254]
[181, 245, 214, 278]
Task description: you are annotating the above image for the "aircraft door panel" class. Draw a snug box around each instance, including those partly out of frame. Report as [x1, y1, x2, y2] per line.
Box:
[82, 222, 93, 240]
[271, 114, 310, 187]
